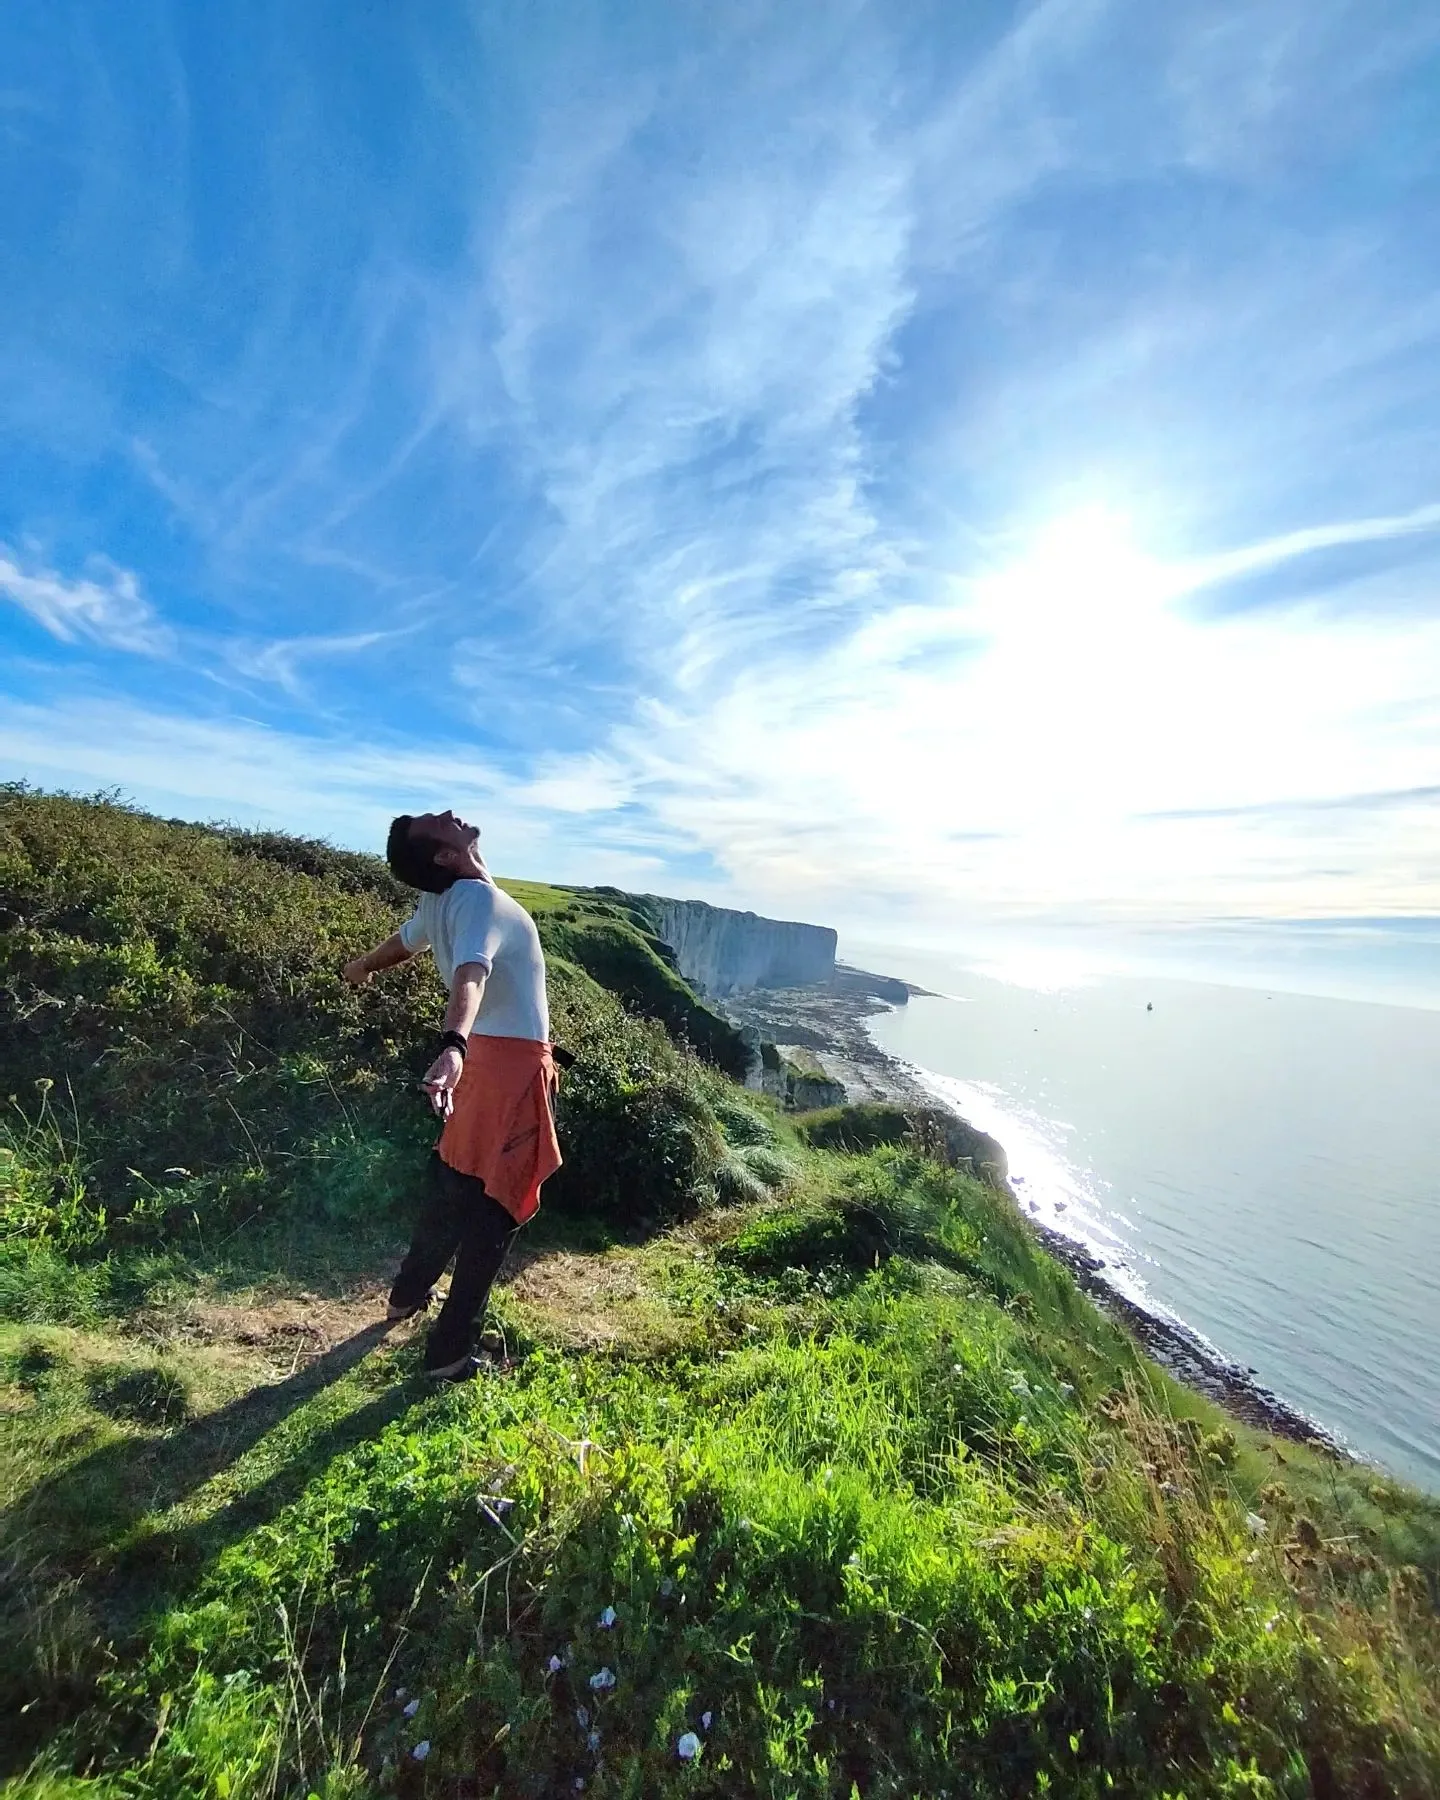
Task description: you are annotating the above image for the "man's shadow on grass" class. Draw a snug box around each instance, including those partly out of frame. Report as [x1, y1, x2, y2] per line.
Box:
[3, 1320, 434, 1773]
[14, 1320, 423, 1620]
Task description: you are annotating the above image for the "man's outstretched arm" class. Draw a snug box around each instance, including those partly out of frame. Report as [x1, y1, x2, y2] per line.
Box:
[421, 962, 488, 1117]
[343, 932, 414, 987]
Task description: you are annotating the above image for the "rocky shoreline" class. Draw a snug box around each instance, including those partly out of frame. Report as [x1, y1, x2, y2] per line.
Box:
[720, 969, 1352, 1458]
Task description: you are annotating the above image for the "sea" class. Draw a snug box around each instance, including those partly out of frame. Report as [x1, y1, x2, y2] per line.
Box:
[851, 950, 1440, 1492]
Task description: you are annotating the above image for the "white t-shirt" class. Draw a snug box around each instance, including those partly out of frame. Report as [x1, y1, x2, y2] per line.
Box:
[399, 879, 550, 1042]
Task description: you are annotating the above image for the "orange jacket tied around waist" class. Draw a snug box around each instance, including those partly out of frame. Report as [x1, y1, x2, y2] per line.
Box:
[436, 1036, 562, 1225]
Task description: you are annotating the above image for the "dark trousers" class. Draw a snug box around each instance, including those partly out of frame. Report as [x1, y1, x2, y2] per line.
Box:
[389, 1154, 520, 1369]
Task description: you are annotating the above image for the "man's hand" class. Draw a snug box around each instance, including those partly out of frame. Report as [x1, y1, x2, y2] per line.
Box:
[421, 1046, 465, 1118]
[344, 934, 415, 988]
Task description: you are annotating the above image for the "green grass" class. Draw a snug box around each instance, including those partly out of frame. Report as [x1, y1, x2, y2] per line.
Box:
[1, 788, 1438, 1797]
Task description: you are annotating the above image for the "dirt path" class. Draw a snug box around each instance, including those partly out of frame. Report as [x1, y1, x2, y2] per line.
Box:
[123, 1241, 654, 1377]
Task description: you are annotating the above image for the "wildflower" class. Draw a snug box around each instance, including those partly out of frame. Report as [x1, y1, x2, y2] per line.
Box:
[1265, 1615, 1279, 1634]
[1160, 1481, 1182, 1498]
[1245, 1511, 1268, 1537]
[411, 1741, 430, 1762]
[403, 1698, 420, 1718]
[701, 1711, 712, 1730]
[598, 1605, 617, 1628]
[677, 1732, 701, 1760]
[547, 1654, 565, 1674]
[589, 1667, 616, 1692]
[575, 1706, 589, 1729]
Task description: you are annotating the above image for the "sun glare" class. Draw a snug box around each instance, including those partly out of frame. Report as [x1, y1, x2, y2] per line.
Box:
[976, 508, 1172, 650]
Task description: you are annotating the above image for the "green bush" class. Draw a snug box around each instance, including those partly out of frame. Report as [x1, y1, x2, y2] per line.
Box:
[712, 1094, 779, 1146]
[797, 1101, 1007, 1182]
[794, 1101, 919, 1153]
[547, 969, 726, 1226]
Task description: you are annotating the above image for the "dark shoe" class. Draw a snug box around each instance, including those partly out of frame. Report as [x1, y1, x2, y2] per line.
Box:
[424, 1346, 518, 1382]
[387, 1288, 435, 1322]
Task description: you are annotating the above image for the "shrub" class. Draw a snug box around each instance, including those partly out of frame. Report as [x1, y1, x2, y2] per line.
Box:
[797, 1101, 1008, 1182]
[712, 1094, 779, 1146]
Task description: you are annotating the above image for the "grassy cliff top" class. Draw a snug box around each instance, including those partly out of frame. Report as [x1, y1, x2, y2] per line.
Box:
[1, 786, 1437, 1798]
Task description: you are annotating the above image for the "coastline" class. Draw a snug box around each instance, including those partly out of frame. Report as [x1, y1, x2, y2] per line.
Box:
[720, 970, 1353, 1458]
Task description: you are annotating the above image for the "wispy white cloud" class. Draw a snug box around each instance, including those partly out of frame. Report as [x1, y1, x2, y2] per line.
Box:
[1180, 501, 1440, 594]
[223, 627, 418, 701]
[0, 546, 175, 657]
[425, 12, 916, 699]
[0, 694, 666, 892]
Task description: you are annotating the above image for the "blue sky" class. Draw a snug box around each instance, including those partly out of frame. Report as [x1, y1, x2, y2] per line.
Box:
[3, 1, 1440, 996]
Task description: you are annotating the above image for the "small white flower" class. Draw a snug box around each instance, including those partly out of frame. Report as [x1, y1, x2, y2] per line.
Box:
[1245, 1511, 1268, 1538]
[411, 1741, 430, 1762]
[598, 1605, 617, 1628]
[1082, 1607, 1094, 1623]
[575, 1706, 589, 1729]
[677, 1731, 701, 1760]
[547, 1653, 565, 1674]
[403, 1698, 420, 1718]
[1264, 1615, 1279, 1633]
[701, 1710, 712, 1730]
[1059, 1382, 1074, 1397]
[589, 1667, 616, 1691]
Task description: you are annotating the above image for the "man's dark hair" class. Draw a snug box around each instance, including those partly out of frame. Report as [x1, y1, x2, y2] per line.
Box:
[386, 814, 459, 894]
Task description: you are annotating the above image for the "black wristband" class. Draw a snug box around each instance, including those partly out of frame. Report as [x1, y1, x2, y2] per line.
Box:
[439, 1030, 468, 1061]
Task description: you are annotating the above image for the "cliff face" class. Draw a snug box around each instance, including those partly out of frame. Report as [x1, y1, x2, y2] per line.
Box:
[644, 896, 837, 997]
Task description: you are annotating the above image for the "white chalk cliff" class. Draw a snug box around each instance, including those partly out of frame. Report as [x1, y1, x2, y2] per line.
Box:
[644, 897, 837, 997]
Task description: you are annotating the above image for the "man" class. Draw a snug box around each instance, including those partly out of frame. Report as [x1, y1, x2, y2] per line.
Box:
[343, 809, 561, 1380]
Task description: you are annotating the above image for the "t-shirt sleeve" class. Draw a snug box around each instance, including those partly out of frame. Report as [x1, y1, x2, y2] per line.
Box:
[399, 906, 431, 955]
[449, 881, 504, 974]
